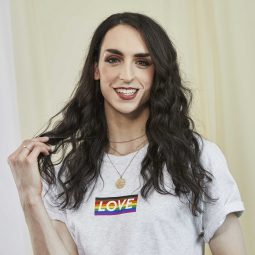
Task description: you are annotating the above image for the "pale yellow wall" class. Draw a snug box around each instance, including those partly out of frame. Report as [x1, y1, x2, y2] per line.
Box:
[10, 0, 255, 254]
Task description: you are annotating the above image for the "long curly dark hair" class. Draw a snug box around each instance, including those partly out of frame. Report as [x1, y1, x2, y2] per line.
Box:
[38, 12, 214, 216]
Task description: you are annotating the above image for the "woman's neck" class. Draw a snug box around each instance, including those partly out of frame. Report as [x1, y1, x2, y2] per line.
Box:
[105, 106, 149, 155]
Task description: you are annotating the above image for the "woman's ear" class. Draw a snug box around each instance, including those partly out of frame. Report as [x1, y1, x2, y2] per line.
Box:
[94, 63, 100, 80]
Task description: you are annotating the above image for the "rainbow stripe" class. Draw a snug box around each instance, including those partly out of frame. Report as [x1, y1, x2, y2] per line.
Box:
[94, 194, 138, 216]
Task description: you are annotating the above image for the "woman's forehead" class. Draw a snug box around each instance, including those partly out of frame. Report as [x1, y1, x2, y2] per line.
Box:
[100, 25, 149, 56]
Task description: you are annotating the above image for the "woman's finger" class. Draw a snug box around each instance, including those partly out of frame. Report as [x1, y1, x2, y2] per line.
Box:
[23, 136, 49, 149]
[17, 140, 51, 161]
[26, 145, 50, 163]
[7, 137, 50, 166]
[7, 139, 33, 164]
[31, 136, 49, 142]
[22, 141, 51, 157]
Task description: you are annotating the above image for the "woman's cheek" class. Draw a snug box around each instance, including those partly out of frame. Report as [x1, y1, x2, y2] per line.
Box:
[141, 72, 154, 89]
[100, 65, 119, 83]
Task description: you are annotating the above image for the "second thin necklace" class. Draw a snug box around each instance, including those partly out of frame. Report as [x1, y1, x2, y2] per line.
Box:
[106, 139, 147, 189]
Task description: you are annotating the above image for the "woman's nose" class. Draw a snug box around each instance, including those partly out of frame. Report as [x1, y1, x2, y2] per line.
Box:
[119, 62, 134, 83]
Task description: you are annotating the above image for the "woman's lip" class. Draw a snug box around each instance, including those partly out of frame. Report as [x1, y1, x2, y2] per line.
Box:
[114, 88, 139, 100]
[114, 87, 139, 90]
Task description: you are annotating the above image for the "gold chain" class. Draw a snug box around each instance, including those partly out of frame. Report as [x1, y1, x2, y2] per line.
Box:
[106, 139, 147, 189]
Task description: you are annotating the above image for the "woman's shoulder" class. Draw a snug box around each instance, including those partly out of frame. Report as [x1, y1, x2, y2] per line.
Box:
[198, 137, 223, 154]
[196, 136, 228, 171]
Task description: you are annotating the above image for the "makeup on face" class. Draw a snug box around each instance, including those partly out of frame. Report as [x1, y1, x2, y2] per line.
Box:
[100, 48, 153, 100]
[95, 25, 155, 115]
[103, 49, 153, 69]
[100, 49, 152, 100]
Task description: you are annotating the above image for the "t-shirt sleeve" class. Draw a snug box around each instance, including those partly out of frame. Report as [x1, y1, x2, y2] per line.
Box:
[41, 178, 67, 224]
[201, 140, 245, 243]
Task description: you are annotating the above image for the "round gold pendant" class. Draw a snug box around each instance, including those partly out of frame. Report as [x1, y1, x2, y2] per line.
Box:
[116, 178, 125, 189]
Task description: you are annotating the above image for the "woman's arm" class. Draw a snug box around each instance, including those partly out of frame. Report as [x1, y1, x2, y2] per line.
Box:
[209, 213, 247, 255]
[22, 195, 78, 255]
[51, 219, 79, 254]
[7, 136, 78, 255]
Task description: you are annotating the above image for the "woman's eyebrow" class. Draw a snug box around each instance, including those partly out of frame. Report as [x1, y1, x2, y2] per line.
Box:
[105, 49, 151, 57]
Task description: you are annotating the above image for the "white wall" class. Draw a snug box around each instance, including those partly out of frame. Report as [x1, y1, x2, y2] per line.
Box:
[0, 0, 31, 254]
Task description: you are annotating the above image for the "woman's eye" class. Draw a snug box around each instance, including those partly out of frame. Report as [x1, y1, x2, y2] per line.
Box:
[136, 59, 151, 67]
[105, 57, 121, 64]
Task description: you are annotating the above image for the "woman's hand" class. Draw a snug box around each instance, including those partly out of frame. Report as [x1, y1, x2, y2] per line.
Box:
[7, 136, 52, 206]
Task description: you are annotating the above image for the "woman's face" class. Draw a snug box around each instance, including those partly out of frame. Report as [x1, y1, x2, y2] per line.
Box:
[94, 25, 155, 116]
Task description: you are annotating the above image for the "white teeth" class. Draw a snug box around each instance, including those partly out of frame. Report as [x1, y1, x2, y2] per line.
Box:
[115, 88, 137, 95]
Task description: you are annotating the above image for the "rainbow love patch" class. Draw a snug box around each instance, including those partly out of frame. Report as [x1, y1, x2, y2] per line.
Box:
[94, 194, 138, 216]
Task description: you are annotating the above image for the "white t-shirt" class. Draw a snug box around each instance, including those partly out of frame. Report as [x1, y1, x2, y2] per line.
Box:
[42, 139, 244, 255]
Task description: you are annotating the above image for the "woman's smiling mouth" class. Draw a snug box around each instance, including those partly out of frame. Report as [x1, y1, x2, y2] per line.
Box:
[114, 87, 139, 100]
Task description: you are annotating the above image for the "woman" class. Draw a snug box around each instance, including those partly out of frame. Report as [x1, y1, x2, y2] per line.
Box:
[7, 12, 246, 255]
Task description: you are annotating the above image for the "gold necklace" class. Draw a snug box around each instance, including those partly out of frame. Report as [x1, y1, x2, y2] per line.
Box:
[109, 142, 146, 156]
[106, 139, 147, 189]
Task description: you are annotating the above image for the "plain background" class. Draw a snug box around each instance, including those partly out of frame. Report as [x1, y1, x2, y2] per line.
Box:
[1, 0, 254, 254]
